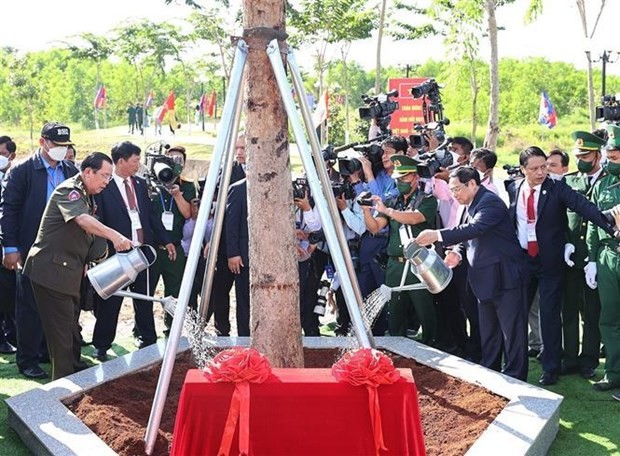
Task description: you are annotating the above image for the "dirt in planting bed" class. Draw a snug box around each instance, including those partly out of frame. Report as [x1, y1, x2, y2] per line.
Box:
[66, 348, 507, 456]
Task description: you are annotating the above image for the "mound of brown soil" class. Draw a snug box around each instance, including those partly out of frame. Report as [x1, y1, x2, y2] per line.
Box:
[67, 348, 507, 456]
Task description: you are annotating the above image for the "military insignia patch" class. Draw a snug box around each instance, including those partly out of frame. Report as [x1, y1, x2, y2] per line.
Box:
[393, 160, 402, 167]
[576, 138, 584, 146]
[68, 190, 81, 201]
[610, 131, 616, 139]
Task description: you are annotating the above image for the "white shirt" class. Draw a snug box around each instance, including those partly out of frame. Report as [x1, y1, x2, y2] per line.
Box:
[516, 181, 542, 250]
[112, 172, 135, 210]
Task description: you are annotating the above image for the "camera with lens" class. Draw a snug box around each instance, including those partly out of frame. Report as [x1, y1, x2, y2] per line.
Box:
[415, 147, 454, 179]
[314, 279, 331, 316]
[356, 190, 374, 207]
[409, 120, 449, 152]
[352, 143, 385, 176]
[596, 95, 620, 123]
[144, 141, 183, 195]
[502, 164, 524, 192]
[307, 229, 326, 245]
[359, 89, 399, 136]
[331, 181, 356, 200]
[292, 177, 309, 199]
[410, 78, 449, 143]
[322, 144, 338, 162]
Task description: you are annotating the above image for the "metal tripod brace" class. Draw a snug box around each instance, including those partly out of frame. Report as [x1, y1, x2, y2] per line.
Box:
[144, 38, 375, 454]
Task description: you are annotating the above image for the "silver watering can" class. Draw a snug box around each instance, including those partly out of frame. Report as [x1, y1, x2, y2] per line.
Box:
[87, 245, 157, 299]
[403, 240, 452, 294]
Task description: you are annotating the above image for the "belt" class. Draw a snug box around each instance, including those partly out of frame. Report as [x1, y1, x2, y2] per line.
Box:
[601, 239, 620, 254]
[391, 256, 406, 263]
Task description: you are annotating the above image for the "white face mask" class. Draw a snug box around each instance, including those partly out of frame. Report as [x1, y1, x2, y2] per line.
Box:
[548, 172, 563, 181]
[47, 145, 68, 162]
[0, 155, 9, 171]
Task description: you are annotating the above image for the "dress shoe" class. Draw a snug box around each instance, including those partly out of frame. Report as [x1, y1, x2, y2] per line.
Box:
[74, 361, 90, 372]
[560, 364, 580, 376]
[539, 371, 559, 386]
[20, 365, 48, 379]
[592, 378, 620, 392]
[613, 392, 620, 402]
[80, 338, 91, 347]
[580, 367, 596, 379]
[527, 348, 541, 358]
[0, 341, 17, 354]
[93, 348, 108, 362]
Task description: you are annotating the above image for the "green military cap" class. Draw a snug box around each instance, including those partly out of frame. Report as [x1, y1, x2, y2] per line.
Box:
[604, 124, 620, 151]
[571, 130, 605, 155]
[390, 154, 417, 178]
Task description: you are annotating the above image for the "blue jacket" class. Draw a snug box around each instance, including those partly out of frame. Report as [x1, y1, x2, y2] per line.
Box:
[0, 153, 78, 257]
[507, 177, 614, 274]
[440, 186, 524, 301]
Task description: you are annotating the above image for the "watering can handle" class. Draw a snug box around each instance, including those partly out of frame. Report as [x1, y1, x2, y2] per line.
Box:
[140, 244, 158, 267]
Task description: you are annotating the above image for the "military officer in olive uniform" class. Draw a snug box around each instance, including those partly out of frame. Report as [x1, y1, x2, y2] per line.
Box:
[362, 155, 438, 343]
[24, 152, 133, 380]
[150, 145, 196, 332]
[562, 131, 607, 379]
[586, 124, 620, 392]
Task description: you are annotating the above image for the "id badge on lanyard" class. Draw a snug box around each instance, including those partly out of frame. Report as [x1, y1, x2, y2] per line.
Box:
[162, 211, 174, 231]
[129, 209, 142, 230]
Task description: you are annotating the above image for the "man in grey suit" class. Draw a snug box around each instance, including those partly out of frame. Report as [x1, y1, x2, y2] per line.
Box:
[416, 166, 529, 381]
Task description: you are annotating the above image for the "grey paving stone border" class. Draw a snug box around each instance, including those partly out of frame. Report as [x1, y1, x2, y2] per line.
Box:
[6, 336, 562, 455]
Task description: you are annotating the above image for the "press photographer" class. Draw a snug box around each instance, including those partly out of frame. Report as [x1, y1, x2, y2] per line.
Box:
[596, 94, 620, 124]
[149, 145, 196, 334]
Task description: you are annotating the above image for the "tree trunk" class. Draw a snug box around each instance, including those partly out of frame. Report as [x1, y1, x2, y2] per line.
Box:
[374, 0, 388, 94]
[467, 49, 478, 146]
[483, 0, 499, 150]
[243, 0, 304, 368]
[586, 55, 596, 130]
[342, 43, 351, 144]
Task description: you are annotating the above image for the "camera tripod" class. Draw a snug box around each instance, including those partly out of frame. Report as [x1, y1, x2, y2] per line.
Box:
[144, 37, 375, 453]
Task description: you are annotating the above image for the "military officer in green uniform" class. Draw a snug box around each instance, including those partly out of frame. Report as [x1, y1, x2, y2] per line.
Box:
[24, 152, 133, 380]
[586, 124, 620, 392]
[362, 154, 438, 343]
[151, 145, 196, 332]
[562, 131, 607, 379]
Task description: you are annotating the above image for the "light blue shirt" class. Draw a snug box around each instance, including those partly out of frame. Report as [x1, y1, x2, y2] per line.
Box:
[41, 152, 65, 201]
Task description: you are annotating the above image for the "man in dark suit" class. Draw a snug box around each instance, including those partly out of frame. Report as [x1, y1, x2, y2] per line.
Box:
[231, 134, 247, 184]
[507, 146, 618, 385]
[416, 166, 529, 381]
[0, 122, 78, 379]
[92, 141, 174, 360]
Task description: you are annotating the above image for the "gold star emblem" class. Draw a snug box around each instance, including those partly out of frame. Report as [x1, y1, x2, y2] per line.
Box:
[576, 138, 584, 146]
[393, 160, 402, 167]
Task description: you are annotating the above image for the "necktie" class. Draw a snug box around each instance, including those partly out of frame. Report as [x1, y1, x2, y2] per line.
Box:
[526, 188, 538, 257]
[124, 178, 144, 243]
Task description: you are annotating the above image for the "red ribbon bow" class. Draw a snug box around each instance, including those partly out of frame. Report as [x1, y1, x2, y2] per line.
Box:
[332, 348, 402, 455]
[203, 347, 272, 456]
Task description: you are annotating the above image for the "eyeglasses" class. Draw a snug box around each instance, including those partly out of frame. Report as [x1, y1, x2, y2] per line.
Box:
[449, 184, 467, 194]
[97, 172, 113, 182]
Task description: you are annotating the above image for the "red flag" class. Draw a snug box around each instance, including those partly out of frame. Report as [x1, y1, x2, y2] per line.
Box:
[313, 90, 329, 128]
[207, 90, 217, 118]
[94, 85, 106, 109]
[158, 91, 175, 122]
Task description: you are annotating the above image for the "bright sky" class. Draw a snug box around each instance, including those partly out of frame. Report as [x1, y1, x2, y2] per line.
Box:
[2, 0, 620, 78]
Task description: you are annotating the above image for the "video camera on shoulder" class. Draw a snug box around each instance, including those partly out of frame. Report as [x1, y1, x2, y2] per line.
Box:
[358, 89, 399, 136]
[596, 94, 620, 123]
[144, 141, 183, 195]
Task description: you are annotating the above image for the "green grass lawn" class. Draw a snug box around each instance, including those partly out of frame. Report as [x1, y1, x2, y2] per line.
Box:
[1, 338, 619, 455]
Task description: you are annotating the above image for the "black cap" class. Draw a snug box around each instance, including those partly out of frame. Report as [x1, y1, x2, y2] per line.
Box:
[41, 122, 73, 145]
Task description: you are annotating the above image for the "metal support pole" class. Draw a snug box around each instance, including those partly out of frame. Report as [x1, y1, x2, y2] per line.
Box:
[144, 40, 249, 455]
[201, 82, 206, 131]
[266, 40, 374, 349]
[198, 83, 244, 320]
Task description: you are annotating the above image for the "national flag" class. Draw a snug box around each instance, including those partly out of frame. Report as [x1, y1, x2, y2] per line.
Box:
[312, 90, 329, 129]
[145, 90, 155, 108]
[538, 91, 557, 129]
[94, 84, 106, 109]
[199, 91, 208, 113]
[158, 91, 175, 122]
[207, 90, 217, 118]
